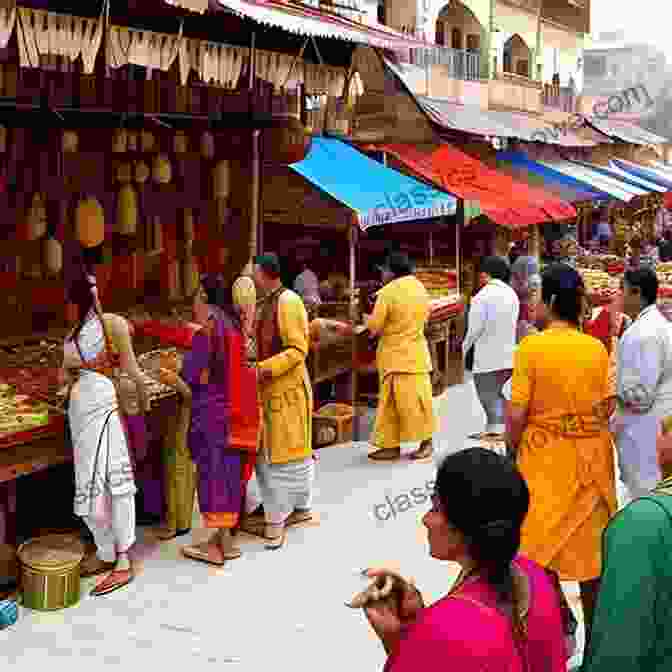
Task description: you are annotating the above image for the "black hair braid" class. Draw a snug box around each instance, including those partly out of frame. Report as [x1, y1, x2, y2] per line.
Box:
[470, 520, 527, 644]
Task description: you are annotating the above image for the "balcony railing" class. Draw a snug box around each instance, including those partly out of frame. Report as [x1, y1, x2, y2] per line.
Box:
[405, 46, 481, 81]
[542, 85, 578, 112]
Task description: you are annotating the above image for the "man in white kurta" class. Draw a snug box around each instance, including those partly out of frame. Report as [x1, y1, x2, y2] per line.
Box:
[613, 268, 672, 500]
[462, 256, 519, 435]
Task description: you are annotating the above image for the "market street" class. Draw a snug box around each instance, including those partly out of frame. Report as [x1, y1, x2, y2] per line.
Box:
[0, 374, 613, 670]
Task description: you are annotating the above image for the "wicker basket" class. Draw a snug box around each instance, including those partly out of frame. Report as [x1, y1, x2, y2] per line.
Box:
[313, 403, 354, 446]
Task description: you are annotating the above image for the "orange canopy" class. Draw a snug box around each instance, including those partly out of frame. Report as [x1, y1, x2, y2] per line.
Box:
[376, 143, 576, 229]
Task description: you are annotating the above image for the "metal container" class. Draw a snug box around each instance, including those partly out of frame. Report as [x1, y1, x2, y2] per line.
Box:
[17, 534, 84, 611]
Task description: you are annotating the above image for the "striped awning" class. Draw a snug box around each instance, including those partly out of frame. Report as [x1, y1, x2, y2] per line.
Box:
[587, 117, 669, 147]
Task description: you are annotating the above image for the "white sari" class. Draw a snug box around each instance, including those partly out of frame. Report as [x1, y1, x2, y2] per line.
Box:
[66, 314, 136, 521]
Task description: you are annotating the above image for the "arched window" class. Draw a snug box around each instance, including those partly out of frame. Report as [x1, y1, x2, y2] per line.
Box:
[451, 27, 462, 50]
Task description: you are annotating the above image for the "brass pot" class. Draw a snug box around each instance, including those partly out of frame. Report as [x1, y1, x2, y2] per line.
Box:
[18, 534, 84, 611]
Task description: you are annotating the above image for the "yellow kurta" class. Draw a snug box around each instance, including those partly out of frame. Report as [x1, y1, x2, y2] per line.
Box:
[367, 275, 435, 449]
[511, 326, 618, 582]
[257, 289, 313, 464]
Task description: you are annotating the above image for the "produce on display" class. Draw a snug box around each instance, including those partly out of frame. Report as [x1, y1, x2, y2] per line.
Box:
[0, 383, 52, 440]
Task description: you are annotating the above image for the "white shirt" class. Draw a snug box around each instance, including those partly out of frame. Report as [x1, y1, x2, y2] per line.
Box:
[462, 279, 520, 374]
[615, 304, 672, 494]
[294, 269, 321, 305]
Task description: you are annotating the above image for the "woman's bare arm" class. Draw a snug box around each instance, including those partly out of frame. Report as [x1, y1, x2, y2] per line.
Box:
[104, 314, 151, 413]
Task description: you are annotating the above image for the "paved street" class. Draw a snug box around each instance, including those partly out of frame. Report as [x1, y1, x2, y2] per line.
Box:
[1, 374, 614, 669]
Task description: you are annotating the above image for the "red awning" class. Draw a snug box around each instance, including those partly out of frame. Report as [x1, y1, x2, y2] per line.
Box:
[373, 143, 576, 229]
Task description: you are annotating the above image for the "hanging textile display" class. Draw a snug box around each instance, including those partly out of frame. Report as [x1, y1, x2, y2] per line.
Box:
[16, 8, 102, 73]
[107, 25, 181, 72]
[0, 2, 15, 50]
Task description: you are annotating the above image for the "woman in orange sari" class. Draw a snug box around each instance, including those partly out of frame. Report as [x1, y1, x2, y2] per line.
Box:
[506, 263, 617, 654]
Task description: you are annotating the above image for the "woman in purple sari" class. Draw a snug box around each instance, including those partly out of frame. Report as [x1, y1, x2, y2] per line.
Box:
[161, 273, 257, 565]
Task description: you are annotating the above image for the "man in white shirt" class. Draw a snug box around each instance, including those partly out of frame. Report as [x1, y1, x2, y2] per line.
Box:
[294, 253, 321, 309]
[463, 256, 520, 435]
[613, 267, 672, 500]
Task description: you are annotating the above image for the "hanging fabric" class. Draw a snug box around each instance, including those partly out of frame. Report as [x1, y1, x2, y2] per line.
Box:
[107, 25, 181, 72]
[16, 9, 102, 73]
[0, 2, 15, 49]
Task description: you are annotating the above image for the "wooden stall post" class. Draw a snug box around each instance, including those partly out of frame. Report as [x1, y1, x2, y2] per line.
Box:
[250, 129, 261, 263]
[349, 220, 360, 441]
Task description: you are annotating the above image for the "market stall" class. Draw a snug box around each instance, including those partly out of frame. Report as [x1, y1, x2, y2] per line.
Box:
[261, 136, 464, 435]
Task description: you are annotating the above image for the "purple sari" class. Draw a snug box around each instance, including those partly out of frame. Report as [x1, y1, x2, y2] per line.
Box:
[181, 311, 246, 521]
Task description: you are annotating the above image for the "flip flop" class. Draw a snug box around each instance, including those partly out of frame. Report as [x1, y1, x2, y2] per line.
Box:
[285, 509, 313, 526]
[90, 570, 134, 597]
[182, 542, 242, 565]
[155, 527, 192, 541]
[80, 557, 117, 578]
[265, 529, 286, 551]
[368, 448, 401, 461]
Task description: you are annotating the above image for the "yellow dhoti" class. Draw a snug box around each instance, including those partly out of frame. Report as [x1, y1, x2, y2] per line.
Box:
[372, 373, 435, 449]
[163, 396, 196, 532]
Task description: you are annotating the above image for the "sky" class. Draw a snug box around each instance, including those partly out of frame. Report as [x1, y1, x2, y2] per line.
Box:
[591, 0, 671, 58]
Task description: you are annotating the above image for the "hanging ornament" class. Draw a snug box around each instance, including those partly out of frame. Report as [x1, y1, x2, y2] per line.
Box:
[112, 129, 128, 153]
[140, 131, 156, 153]
[117, 184, 138, 235]
[62, 130, 78, 153]
[24, 193, 48, 241]
[75, 196, 105, 248]
[43, 236, 63, 275]
[152, 154, 172, 184]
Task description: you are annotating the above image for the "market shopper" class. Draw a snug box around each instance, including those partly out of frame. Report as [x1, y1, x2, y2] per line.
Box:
[582, 423, 672, 672]
[241, 253, 314, 550]
[293, 250, 322, 311]
[161, 274, 258, 565]
[463, 256, 519, 436]
[359, 448, 567, 671]
[506, 263, 617, 653]
[62, 261, 149, 596]
[611, 268, 672, 500]
[510, 241, 541, 342]
[364, 252, 435, 462]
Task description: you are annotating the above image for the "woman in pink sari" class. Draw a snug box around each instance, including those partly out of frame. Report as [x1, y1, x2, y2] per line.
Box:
[362, 447, 568, 671]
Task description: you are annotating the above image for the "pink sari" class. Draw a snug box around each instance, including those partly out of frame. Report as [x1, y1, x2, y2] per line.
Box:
[385, 556, 567, 672]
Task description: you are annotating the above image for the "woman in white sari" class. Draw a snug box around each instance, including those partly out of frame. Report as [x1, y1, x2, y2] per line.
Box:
[62, 262, 149, 596]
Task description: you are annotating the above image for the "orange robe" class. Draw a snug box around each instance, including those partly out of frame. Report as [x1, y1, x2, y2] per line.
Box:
[511, 326, 617, 581]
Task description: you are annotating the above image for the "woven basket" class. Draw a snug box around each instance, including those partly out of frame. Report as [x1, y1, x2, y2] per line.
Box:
[313, 403, 354, 446]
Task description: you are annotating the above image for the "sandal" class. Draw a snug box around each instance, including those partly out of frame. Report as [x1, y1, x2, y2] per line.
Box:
[155, 527, 191, 541]
[238, 517, 274, 540]
[368, 447, 401, 461]
[80, 555, 117, 578]
[285, 509, 313, 526]
[90, 569, 134, 597]
[409, 441, 433, 461]
[264, 526, 286, 551]
[182, 542, 227, 566]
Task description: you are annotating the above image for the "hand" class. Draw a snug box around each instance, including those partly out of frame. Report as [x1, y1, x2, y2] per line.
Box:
[257, 367, 272, 385]
[361, 569, 424, 655]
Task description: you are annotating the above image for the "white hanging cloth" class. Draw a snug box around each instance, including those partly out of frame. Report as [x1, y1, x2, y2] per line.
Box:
[0, 1, 15, 50]
[16, 8, 102, 73]
[107, 24, 181, 72]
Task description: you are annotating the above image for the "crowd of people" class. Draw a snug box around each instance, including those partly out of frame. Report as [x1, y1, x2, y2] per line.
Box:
[58, 242, 672, 670]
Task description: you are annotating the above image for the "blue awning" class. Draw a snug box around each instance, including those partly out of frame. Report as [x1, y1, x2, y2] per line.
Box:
[290, 138, 457, 230]
[612, 159, 672, 190]
[496, 151, 610, 202]
[570, 160, 667, 193]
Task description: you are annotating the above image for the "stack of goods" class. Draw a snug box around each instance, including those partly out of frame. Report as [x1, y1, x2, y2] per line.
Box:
[576, 255, 625, 275]
[657, 261, 672, 288]
[429, 293, 464, 323]
[136, 349, 182, 401]
[416, 268, 458, 298]
[578, 268, 620, 306]
[0, 383, 63, 448]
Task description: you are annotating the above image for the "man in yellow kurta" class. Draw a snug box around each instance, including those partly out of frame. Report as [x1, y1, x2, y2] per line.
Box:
[243, 253, 314, 549]
[365, 252, 435, 462]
